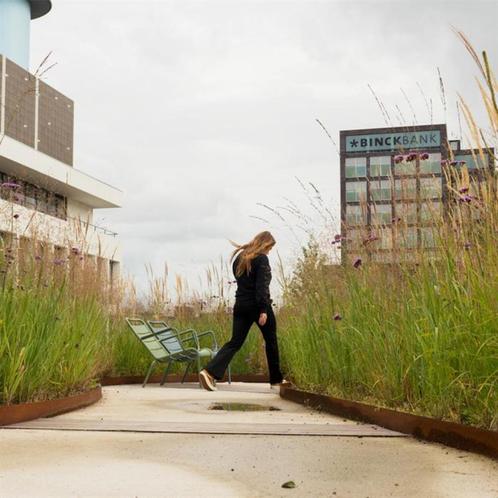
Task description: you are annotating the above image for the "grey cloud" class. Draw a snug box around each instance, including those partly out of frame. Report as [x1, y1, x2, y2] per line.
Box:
[30, 1, 497, 293]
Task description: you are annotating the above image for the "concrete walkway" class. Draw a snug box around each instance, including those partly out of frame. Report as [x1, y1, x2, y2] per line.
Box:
[0, 383, 497, 497]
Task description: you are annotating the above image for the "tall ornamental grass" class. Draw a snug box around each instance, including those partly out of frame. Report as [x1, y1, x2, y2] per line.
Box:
[278, 44, 497, 430]
[0, 245, 112, 404]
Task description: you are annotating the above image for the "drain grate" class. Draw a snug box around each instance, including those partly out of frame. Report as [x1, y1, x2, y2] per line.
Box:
[209, 402, 281, 412]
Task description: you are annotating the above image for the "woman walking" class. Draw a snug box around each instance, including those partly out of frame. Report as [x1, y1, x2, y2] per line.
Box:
[199, 231, 286, 391]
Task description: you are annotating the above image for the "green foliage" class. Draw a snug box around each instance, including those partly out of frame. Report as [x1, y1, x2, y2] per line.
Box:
[277, 189, 498, 430]
[0, 280, 110, 404]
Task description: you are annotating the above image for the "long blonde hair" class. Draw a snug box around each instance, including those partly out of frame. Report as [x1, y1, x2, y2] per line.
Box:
[230, 231, 276, 277]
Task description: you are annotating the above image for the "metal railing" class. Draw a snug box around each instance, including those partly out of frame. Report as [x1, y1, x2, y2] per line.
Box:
[66, 215, 118, 237]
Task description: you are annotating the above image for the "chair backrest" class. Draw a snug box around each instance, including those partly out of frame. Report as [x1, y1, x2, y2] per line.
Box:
[125, 318, 169, 360]
[147, 320, 184, 354]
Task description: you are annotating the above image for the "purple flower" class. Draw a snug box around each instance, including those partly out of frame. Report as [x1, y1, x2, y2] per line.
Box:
[333, 313, 342, 321]
[459, 195, 472, 203]
[363, 233, 379, 245]
[34, 255, 42, 261]
[394, 155, 404, 164]
[353, 257, 362, 269]
[420, 153, 429, 160]
[53, 258, 66, 266]
[440, 160, 449, 167]
[406, 153, 418, 162]
[450, 161, 458, 167]
[71, 247, 80, 255]
[459, 161, 466, 166]
[459, 186, 469, 194]
[1, 182, 20, 190]
[332, 234, 345, 245]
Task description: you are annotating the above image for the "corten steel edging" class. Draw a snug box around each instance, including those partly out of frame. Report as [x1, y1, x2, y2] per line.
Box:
[101, 373, 268, 386]
[280, 386, 498, 460]
[0, 386, 102, 427]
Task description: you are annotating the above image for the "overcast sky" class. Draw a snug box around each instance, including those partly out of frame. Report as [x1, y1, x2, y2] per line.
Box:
[30, 0, 497, 296]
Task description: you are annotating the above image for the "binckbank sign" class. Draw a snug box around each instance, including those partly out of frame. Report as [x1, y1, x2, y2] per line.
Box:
[345, 130, 441, 153]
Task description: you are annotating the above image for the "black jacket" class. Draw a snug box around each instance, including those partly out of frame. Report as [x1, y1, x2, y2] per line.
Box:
[233, 254, 272, 313]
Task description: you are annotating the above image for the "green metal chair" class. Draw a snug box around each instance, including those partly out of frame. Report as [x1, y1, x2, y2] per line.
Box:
[147, 320, 231, 385]
[125, 318, 216, 387]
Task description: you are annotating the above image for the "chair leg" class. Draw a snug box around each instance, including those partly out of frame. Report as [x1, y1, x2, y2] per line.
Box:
[197, 356, 202, 388]
[181, 362, 191, 384]
[160, 359, 172, 386]
[228, 363, 232, 384]
[143, 360, 157, 388]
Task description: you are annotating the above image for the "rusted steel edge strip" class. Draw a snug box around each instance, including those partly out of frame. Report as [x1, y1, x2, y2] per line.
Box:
[102, 373, 268, 385]
[280, 386, 498, 459]
[0, 386, 102, 427]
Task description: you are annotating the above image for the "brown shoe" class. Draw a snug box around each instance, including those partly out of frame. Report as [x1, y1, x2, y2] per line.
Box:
[199, 369, 217, 391]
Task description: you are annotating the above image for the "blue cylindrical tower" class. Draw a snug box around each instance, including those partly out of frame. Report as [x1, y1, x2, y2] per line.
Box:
[0, 0, 52, 69]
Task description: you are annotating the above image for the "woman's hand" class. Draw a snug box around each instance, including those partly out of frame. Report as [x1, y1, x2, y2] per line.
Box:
[258, 313, 267, 326]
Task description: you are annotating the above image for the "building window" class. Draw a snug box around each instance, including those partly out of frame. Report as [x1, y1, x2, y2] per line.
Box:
[345, 181, 367, 202]
[420, 202, 442, 223]
[372, 228, 393, 250]
[370, 179, 392, 201]
[420, 177, 442, 199]
[394, 160, 416, 176]
[36, 189, 48, 213]
[345, 204, 367, 226]
[419, 153, 441, 174]
[396, 226, 418, 249]
[454, 154, 487, 170]
[420, 227, 437, 248]
[370, 156, 391, 177]
[55, 195, 67, 219]
[395, 202, 418, 224]
[346, 228, 363, 250]
[395, 178, 417, 200]
[345, 157, 367, 178]
[371, 203, 392, 225]
[0, 169, 67, 220]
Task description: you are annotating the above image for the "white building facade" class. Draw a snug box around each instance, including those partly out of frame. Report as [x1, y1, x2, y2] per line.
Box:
[0, 0, 122, 282]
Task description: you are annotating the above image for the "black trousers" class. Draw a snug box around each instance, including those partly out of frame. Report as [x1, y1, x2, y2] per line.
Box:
[205, 303, 283, 385]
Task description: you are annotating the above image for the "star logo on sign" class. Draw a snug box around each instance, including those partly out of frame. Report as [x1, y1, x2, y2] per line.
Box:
[350, 139, 359, 147]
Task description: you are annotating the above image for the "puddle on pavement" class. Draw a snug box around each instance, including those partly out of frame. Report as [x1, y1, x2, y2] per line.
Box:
[209, 402, 281, 412]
